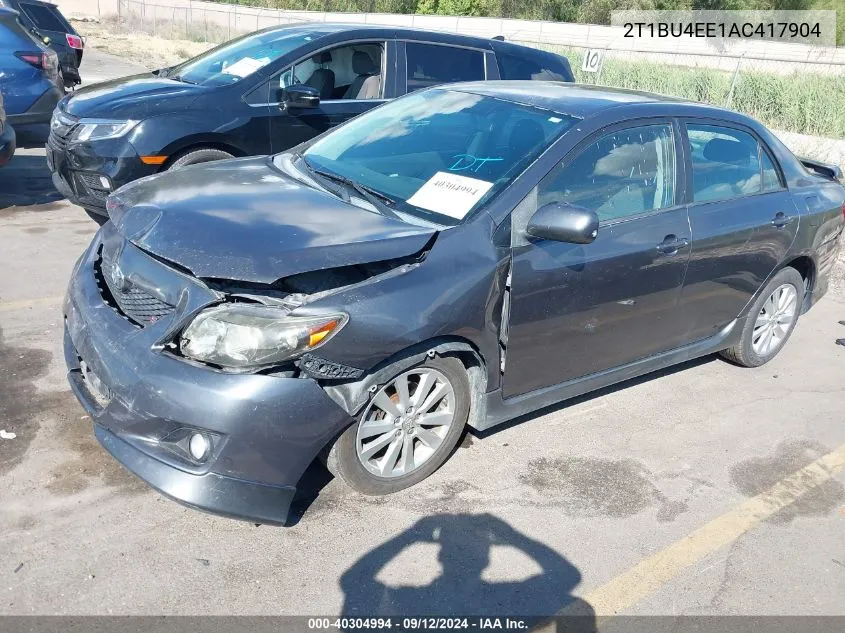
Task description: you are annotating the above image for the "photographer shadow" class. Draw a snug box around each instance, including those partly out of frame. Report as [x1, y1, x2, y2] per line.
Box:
[340, 513, 595, 629]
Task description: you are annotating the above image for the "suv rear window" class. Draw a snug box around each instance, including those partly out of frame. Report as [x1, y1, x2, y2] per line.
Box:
[18, 2, 69, 32]
[497, 52, 572, 82]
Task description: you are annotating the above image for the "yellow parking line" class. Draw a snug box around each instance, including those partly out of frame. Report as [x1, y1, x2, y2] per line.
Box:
[562, 442, 845, 617]
[0, 296, 63, 312]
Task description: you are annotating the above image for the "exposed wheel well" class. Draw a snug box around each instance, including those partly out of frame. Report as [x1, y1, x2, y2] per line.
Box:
[445, 346, 488, 430]
[321, 337, 490, 429]
[161, 143, 245, 170]
[783, 255, 816, 311]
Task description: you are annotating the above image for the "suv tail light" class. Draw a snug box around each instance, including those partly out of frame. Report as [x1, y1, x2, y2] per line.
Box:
[66, 34, 83, 49]
[16, 50, 58, 78]
[15, 51, 47, 69]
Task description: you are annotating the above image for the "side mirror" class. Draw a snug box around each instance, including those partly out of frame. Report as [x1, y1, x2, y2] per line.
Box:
[526, 202, 599, 244]
[282, 84, 320, 109]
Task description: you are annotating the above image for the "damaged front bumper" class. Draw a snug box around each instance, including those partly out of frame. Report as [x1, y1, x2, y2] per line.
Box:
[63, 224, 354, 524]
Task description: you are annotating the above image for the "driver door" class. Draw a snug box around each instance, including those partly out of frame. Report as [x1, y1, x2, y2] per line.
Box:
[267, 41, 394, 153]
[504, 120, 692, 398]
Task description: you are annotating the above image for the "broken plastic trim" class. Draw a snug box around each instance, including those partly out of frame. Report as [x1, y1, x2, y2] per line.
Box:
[202, 233, 437, 311]
[322, 339, 487, 420]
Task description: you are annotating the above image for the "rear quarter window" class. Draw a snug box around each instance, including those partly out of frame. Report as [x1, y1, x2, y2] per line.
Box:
[405, 42, 485, 92]
[497, 51, 572, 82]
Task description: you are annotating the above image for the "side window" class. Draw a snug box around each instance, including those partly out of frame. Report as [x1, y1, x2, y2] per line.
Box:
[258, 42, 385, 104]
[497, 52, 571, 82]
[761, 151, 782, 191]
[687, 124, 763, 203]
[405, 43, 484, 93]
[538, 124, 676, 223]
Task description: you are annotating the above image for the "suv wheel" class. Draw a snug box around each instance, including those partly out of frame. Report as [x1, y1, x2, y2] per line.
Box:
[326, 356, 470, 495]
[720, 267, 804, 367]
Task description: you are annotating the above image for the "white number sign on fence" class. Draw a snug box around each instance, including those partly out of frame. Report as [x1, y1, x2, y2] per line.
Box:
[581, 48, 605, 73]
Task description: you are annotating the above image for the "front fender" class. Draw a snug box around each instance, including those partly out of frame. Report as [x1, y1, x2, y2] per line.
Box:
[130, 114, 254, 159]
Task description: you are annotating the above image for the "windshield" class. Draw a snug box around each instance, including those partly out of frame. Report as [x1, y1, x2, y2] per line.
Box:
[168, 29, 324, 87]
[297, 88, 577, 225]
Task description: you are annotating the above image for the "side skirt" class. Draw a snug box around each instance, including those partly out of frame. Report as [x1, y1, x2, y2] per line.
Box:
[473, 317, 744, 432]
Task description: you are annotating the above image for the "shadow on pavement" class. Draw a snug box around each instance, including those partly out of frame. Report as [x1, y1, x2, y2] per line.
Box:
[0, 153, 63, 210]
[340, 513, 595, 627]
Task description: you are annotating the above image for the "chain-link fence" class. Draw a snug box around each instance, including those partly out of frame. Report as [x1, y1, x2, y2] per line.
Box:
[112, 0, 297, 42]
[92, 0, 845, 138]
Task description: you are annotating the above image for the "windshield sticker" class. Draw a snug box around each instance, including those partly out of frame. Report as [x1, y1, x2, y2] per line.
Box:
[222, 56, 271, 78]
[407, 172, 494, 219]
[448, 154, 504, 174]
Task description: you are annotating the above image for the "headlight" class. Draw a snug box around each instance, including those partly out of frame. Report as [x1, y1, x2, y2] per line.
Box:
[180, 304, 347, 369]
[72, 119, 139, 142]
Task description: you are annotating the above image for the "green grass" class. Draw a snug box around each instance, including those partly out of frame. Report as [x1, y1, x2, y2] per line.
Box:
[554, 48, 845, 138]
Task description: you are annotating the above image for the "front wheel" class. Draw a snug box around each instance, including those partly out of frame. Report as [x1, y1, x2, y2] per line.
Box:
[326, 356, 470, 495]
[167, 148, 234, 170]
[720, 267, 804, 367]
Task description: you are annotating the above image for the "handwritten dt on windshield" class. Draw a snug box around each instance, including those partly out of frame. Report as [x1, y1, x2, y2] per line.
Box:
[449, 154, 503, 173]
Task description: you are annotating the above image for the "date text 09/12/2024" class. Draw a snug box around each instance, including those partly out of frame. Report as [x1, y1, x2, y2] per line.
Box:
[306, 617, 535, 630]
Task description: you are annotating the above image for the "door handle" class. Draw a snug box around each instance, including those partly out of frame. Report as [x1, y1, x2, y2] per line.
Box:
[771, 212, 792, 228]
[656, 235, 689, 255]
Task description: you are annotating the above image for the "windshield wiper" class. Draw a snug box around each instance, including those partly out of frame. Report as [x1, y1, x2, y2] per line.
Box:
[169, 75, 198, 85]
[300, 157, 401, 220]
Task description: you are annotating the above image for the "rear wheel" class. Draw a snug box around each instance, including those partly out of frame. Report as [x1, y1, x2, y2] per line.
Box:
[167, 148, 234, 170]
[720, 267, 803, 367]
[326, 356, 470, 495]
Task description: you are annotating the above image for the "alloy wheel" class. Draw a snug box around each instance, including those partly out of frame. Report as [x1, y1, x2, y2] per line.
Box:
[356, 368, 456, 478]
[752, 283, 798, 356]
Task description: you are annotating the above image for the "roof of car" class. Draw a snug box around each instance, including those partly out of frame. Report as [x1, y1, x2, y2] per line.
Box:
[261, 22, 554, 54]
[448, 81, 740, 121]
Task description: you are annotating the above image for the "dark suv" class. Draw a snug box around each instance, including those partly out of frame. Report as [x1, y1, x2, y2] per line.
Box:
[45, 23, 573, 221]
[1, 0, 82, 88]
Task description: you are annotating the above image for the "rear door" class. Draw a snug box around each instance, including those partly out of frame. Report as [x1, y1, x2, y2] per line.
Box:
[400, 41, 487, 94]
[676, 121, 799, 341]
[504, 120, 692, 398]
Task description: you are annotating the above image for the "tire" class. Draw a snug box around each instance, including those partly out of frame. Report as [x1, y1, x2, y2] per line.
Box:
[167, 148, 234, 170]
[326, 355, 470, 495]
[720, 266, 804, 368]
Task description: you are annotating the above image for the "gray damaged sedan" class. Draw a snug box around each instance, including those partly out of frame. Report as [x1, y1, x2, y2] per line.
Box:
[64, 83, 845, 524]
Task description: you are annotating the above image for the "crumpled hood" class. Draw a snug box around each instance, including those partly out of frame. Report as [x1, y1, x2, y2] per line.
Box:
[109, 157, 437, 284]
[62, 75, 202, 119]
